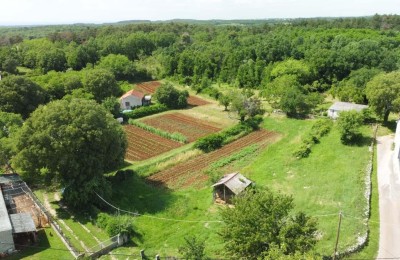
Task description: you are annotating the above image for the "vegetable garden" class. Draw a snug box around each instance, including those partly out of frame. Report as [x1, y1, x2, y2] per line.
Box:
[124, 125, 182, 161]
[147, 129, 278, 188]
[141, 113, 221, 142]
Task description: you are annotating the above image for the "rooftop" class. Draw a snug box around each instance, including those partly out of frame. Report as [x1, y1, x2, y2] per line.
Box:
[212, 172, 252, 195]
[329, 101, 368, 112]
[120, 90, 145, 100]
[9, 213, 36, 233]
[0, 188, 12, 233]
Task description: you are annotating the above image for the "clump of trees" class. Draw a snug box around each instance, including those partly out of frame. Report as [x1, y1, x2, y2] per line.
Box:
[219, 189, 318, 259]
[154, 82, 189, 109]
[337, 110, 364, 144]
[12, 99, 127, 207]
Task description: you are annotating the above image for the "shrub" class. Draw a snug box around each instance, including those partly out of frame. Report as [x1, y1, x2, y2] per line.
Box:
[124, 104, 168, 119]
[194, 133, 224, 152]
[154, 82, 189, 109]
[293, 118, 332, 159]
[337, 110, 364, 144]
[96, 213, 135, 237]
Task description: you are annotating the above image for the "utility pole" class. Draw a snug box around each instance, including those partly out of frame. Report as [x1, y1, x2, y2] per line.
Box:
[333, 211, 342, 260]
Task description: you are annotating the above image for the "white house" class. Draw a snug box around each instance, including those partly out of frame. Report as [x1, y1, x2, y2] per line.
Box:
[328, 102, 368, 119]
[120, 90, 151, 110]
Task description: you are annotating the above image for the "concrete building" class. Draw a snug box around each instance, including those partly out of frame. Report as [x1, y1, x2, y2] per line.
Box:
[328, 101, 368, 119]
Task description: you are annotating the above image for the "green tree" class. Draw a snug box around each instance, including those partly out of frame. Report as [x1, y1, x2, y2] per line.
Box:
[38, 48, 67, 73]
[230, 90, 264, 121]
[154, 82, 189, 109]
[102, 96, 121, 118]
[0, 112, 22, 168]
[83, 68, 121, 102]
[218, 94, 231, 111]
[366, 71, 400, 122]
[220, 189, 318, 259]
[0, 75, 47, 118]
[97, 54, 135, 80]
[178, 236, 208, 260]
[337, 110, 364, 144]
[12, 99, 127, 208]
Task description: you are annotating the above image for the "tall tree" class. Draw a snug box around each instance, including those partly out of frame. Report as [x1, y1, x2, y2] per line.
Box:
[0, 75, 47, 118]
[83, 68, 121, 102]
[220, 189, 318, 259]
[12, 99, 127, 208]
[366, 71, 400, 122]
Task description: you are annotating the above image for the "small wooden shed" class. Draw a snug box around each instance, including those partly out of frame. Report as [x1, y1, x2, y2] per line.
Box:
[212, 172, 252, 204]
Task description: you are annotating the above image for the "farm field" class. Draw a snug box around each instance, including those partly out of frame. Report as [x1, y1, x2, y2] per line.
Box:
[101, 116, 375, 259]
[124, 125, 182, 161]
[147, 129, 279, 188]
[135, 80, 211, 106]
[141, 113, 221, 142]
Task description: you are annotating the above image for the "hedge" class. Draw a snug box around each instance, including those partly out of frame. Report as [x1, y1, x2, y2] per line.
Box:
[124, 104, 168, 119]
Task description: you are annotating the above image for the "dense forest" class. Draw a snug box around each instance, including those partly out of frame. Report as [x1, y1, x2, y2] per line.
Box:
[1, 15, 400, 119]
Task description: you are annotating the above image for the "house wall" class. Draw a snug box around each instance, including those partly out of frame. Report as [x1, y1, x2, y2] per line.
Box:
[328, 109, 339, 119]
[120, 96, 142, 110]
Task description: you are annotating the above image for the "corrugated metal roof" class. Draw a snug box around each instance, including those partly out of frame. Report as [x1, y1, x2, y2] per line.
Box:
[9, 213, 36, 233]
[329, 102, 368, 112]
[212, 172, 252, 195]
[0, 188, 12, 233]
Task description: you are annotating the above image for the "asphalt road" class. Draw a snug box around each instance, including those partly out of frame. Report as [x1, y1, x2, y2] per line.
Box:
[377, 135, 400, 259]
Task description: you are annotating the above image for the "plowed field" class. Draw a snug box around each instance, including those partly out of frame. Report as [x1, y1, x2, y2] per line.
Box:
[124, 125, 182, 161]
[147, 130, 278, 188]
[136, 81, 211, 106]
[142, 113, 221, 142]
[135, 81, 161, 94]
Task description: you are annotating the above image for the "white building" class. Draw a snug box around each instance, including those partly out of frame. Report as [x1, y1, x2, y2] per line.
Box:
[328, 101, 368, 119]
[0, 187, 14, 254]
[394, 121, 400, 175]
[120, 90, 151, 110]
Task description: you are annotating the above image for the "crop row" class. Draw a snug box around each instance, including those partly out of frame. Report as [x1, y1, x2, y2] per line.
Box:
[124, 125, 182, 161]
[147, 130, 278, 188]
[142, 113, 221, 142]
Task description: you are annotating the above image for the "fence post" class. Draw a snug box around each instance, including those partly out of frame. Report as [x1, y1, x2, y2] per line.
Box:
[140, 249, 145, 259]
[156, 254, 160, 260]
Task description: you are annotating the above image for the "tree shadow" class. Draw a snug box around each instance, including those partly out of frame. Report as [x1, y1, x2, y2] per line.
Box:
[382, 120, 397, 134]
[7, 229, 50, 260]
[343, 135, 373, 147]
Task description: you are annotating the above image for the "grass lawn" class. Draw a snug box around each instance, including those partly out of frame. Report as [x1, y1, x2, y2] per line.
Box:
[241, 116, 373, 257]
[7, 228, 73, 260]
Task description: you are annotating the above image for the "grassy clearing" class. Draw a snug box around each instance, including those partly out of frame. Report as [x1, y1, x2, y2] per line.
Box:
[346, 146, 379, 259]
[7, 228, 73, 260]
[241, 116, 372, 256]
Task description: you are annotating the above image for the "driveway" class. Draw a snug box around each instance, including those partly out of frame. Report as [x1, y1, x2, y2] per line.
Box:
[377, 135, 400, 259]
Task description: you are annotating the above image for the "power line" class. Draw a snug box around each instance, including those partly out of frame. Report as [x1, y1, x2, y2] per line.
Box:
[95, 191, 223, 223]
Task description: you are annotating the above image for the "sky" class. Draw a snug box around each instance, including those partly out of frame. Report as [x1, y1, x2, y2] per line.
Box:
[0, 0, 399, 26]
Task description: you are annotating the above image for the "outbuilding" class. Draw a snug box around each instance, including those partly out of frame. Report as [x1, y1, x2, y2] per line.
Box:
[0, 187, 14, 254]
[327, 101, 368, 119]
[212, 172, 253, 204]
[120, 90, 151, 110]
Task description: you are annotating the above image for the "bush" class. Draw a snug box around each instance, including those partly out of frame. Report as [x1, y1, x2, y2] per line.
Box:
[293, 118, 332, 158]
[194, 133, 224, 152]
[96, 213, 135, 237]
[124, 104, 168, 119]
[154, 82, 189, 109]
[337, 110, 364, 144]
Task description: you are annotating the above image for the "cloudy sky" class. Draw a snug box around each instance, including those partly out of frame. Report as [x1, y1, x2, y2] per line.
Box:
[0, 0, 399, 25]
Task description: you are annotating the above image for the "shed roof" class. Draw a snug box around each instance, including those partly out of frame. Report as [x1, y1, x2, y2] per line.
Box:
[120, 90, 145, 100]
[9, 213, 36, 233]
[212, 172, 252, 195]
[0, 174, 22, 185]
[329, 102, 368, 112]
[0, 188, 12, 233]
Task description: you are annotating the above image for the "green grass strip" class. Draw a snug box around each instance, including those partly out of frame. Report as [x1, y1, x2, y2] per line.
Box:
[129, 119, 188, 143]
[208, 144, 259, 170]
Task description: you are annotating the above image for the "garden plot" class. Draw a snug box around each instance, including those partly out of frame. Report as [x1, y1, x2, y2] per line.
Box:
[141, 113, 221, 142]
[124, 125, 182, 161]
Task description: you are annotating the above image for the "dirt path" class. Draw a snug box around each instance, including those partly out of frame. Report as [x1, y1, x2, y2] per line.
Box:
[377, 135, 400, 259]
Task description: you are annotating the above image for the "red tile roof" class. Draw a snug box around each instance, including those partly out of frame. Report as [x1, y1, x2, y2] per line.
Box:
[120, 90, 145, 100]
